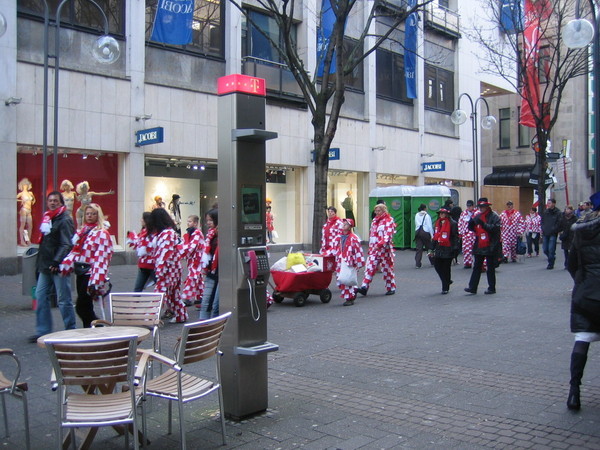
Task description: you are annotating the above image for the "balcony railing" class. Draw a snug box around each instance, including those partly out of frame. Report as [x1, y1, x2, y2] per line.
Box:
[242, 56, 304, 100]
[423, 3, 460, 38]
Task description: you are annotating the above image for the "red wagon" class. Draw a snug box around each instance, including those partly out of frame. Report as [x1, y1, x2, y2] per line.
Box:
[270, 270, 333, 307]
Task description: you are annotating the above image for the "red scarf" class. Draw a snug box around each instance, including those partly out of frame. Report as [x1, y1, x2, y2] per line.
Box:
[39, 206, 67, 236]
[204, 228, 219, 273]
[71, 224, 96, 255]
[433, 218, 451, 247]
[340, 230, 355, 258]
[475, 210, 491, 248]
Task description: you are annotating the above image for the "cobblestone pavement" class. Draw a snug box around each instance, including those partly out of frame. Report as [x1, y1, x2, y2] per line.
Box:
[1, 249, 599, 449]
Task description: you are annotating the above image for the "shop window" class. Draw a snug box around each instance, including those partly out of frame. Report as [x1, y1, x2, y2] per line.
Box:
[18, 0, 125, 35]
[517, 107, 531, 147]
[145, 0, 224, 58]
[424, 64, 454, 113]
[499, 107, 511, 149]
[376, 48, 412, 104]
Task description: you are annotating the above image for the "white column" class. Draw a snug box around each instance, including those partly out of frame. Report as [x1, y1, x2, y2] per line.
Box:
[225, 0, 242, 75]
[416, 11, 426, 186]
[0, 0, 18, 260]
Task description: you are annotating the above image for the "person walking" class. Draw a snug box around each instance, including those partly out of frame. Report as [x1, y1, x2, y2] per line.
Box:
[148, 208, 186, 323]
[464, 198, 501, 295]
[541, 198, 562, 269]
[458, 200, 476, 268]
[127, 212, 156, 292]
[524, 207, 541, 257]
[29, 191, 77, 342]
[200, 209, 220, 320]
[357, 203, 396, 296]
[432, 208, 460, 294]
[60, 203, 113, 328]
[320, 206, 344, 257]
[559, 205, 577, 269]
[332, 218, 365, 306]
[500, 201, 525, 263]
[565, 192, 600, 410]
[414, 203, 433, 268]
[180, 215, 205, 307]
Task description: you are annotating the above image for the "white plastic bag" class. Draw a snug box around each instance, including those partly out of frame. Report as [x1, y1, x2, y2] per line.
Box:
[337, 260, 358, 286]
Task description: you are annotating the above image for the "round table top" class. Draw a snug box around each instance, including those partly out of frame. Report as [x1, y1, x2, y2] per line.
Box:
[37, 326, 151, 348]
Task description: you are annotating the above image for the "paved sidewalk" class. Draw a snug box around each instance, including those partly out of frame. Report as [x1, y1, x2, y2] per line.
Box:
[1, 249, 599, 449]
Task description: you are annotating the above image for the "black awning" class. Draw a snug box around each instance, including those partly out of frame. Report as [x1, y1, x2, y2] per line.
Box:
[483, 166, 534, 188]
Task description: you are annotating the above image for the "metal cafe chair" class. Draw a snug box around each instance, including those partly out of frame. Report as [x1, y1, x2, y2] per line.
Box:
[137, 312, 231, 450]
[92, 292, 164, 353]
[44, 334, 146, 450]
[0, 349, 30, 450]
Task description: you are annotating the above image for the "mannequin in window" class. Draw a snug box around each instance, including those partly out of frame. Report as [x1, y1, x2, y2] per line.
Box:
[151, 195, 165, 211]
[17, 177, 36, 246]
[60, 179, 76, 215]
[168, 194, 182, 234]
[75, 181, 114, 229]
[341, 190, 355, 226]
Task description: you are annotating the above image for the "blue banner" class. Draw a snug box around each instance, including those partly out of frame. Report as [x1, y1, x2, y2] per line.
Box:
[317, 0, 336, 77]
[500, 0, 524, 34]
[404, 0, 417, 99]
[150, 0, 194, 45]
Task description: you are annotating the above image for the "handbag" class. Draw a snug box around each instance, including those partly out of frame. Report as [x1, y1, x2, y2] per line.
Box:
[73, 262, 91, 276]
[337, 260, 358, 286]
[517, 236, 527, 255]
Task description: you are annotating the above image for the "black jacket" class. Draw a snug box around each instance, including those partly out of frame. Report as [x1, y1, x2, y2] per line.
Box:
[541, 206, 561, 236]
[568, 211, 600, 333]
[36, 210, 75, 274]
[559, 213, 577, 250]
[468, 210, 501, 256]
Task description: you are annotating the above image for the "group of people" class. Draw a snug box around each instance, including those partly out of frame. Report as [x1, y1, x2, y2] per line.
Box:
[30, 190, 220, 342]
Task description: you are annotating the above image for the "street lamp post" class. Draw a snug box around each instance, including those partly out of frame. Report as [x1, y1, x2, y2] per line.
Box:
[563, 0, 600, 192]
[450, 93, 497, 202]
[41, 0, 120, 194]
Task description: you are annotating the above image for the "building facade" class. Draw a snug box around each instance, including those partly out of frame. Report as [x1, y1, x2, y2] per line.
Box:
[2, 0, 589, 274]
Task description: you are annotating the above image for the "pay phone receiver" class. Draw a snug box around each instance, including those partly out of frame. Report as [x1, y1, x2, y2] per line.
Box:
[238, 246, 270, 322]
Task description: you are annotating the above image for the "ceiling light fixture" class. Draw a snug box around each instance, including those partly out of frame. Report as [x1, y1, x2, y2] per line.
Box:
[82, 154, 88, 159]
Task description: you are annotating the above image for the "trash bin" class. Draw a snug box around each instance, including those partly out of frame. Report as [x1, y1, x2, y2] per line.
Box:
[22, 248, 38, 297]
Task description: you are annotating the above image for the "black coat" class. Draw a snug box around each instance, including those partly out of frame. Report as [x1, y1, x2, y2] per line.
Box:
[559, 213, 577, 250]
[468, 210, 501, 256]
[432, 218, 459, 259]
[541, 206, 562, 236]
[36, 210, 75, 274]
[568, 211, 600, 333]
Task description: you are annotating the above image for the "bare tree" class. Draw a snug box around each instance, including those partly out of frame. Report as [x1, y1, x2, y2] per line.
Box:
[469, 0, 589, 210]
[230, 0, 430, 250]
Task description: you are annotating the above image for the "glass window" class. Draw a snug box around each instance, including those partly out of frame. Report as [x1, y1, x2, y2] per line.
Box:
[424, 64, 454, 113]
[499, 107, 511, 149]
[145, 0, 224, 57]
[376, 48, 412, 104]
[18, 0, 125, 35]
[342, 38, 364, 92]
[439, 0, 450, 8]
[518, 108, 531, 147]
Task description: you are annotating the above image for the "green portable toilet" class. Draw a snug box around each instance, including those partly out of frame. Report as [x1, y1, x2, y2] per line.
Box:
[369, 185, 415, 248]
[409, 185, 451, 248]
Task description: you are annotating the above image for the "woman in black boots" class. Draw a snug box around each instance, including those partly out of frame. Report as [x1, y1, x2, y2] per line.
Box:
[431, 208, 459, 294]
[565, 192, 600, 410]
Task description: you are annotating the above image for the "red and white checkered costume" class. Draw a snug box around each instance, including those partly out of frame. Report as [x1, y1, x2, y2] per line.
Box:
[458, 209, 476, 267]
[332, 231, 365, 301]
[361, 213, 396, 291]
[179, 228, 205, 302]
[153, 228, 187, 322]
[524, 212, 542, 234]
[500, 209, 525, 261]
[320, 215, 344, 256]
[61, 227, 113, 295]
[127, 229, 155, 270]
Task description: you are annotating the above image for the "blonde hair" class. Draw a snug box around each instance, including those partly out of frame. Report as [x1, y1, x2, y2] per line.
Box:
[375, 203, 388, 214]
[60, 179, 74, 190]
[76, 181, 89, 195]
[85, 203, 107, 230]
[18, 178, 32, 190]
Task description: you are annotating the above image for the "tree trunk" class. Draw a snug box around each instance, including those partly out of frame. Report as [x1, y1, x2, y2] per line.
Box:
[311, 119, 329, 253]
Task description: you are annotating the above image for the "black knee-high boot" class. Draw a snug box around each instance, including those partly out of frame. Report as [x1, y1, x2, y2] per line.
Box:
[567, 342, 589, 410]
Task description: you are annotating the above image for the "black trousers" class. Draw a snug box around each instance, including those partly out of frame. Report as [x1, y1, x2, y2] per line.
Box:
[76, 274, 98, 328]
[468, 254, 496, 292]
[433, 257, 452, 291]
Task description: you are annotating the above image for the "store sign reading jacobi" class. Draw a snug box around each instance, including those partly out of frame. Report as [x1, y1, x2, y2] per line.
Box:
[135, 127, 164, 146]
[421, 161, 445, 172]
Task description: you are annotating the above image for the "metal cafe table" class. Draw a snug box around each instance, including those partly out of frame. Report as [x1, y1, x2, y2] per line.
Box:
[37, 326, 151, 450]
